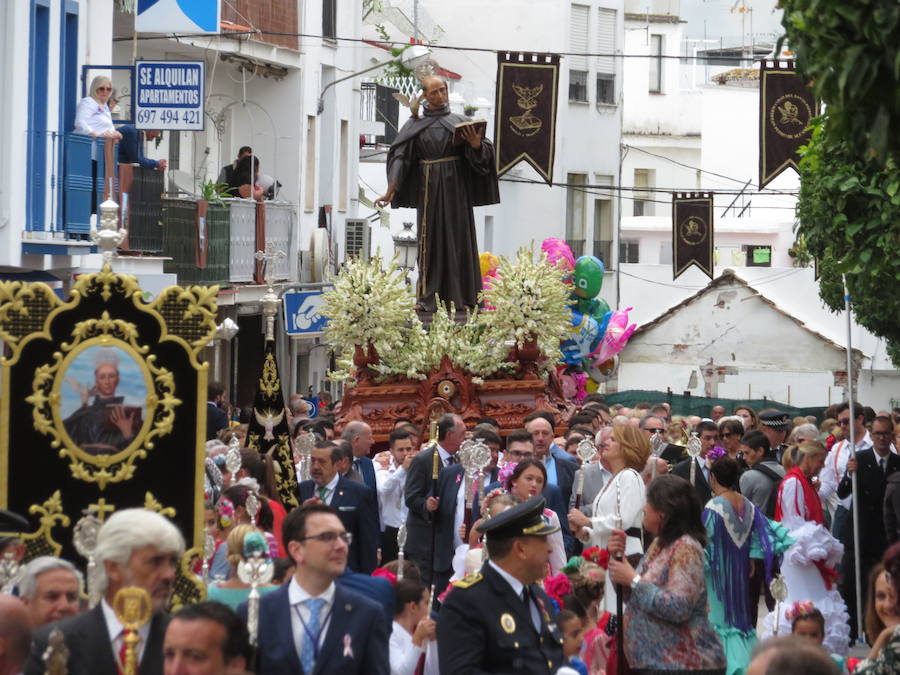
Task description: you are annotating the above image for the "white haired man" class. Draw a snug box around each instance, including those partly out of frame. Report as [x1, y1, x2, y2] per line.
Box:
[19, 556, 83, 628]
[24, 508, 184, 675]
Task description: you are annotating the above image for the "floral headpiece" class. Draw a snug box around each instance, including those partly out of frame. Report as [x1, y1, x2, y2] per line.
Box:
[497, 462, 518, 488]
[561, 555, 585, 575]
[582, 546, 610, 570]
[481, 487, 509, 518]
[707, 446, 726, 463]
[371, 568, 398, 585]
[785, 600, 818, 623]
[543, 573, 572, 608]
[216, 497, 235, 529]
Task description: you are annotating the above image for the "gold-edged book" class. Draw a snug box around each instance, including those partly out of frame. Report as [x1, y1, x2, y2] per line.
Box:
[452, 119, 487, 145]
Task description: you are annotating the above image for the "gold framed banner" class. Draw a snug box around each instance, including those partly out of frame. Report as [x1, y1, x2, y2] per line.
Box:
[759, 61, 819, 188]
[0, 266, 215, 568]
[673, 192, 714, 280]
[495, 52, 560, 184]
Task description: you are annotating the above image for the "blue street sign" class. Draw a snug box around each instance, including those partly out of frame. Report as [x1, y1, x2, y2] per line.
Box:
[135, 60, 205, 131]
[283, 290, 328, 336]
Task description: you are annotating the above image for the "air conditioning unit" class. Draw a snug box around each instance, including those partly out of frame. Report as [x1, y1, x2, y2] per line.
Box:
[344, 219, 371, 261]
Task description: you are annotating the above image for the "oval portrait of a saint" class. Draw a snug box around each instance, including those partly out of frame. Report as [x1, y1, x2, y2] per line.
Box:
[58, 344, 151, 458]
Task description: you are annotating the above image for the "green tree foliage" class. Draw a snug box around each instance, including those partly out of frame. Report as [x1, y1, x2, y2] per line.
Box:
[781, 0, 900, 364]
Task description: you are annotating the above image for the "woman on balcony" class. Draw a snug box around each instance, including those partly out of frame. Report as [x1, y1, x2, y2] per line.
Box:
[74, 75, 122, 140]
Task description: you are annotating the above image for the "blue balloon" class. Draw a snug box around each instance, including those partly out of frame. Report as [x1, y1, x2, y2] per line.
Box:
[559, 311, 602, 366]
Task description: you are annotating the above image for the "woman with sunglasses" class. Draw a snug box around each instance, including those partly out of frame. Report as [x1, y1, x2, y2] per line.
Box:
[74, 75, 122, 140]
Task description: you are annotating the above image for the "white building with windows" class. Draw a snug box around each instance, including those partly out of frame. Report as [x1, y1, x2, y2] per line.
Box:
[358, 0, 624, 307]
[611, 0, 900, 409]
[3, 0, 365, 405]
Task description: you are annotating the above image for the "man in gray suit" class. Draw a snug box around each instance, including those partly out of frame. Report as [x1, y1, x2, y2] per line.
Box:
[569, 426, 613, 516]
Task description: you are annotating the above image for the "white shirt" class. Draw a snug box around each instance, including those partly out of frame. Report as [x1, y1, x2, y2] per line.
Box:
[437, 445, 454, 467]
[317, 473, 341, 505]
[101, 598, 152, 667]
[376, 459, 408, 528]
[819, 432, 873, 511]
[584, 468, 645, 554]
[452, 475, 466, 549]
[389, 620, 424, 675]
[288, 577, 336, 659]
[74, 97, 115, 135]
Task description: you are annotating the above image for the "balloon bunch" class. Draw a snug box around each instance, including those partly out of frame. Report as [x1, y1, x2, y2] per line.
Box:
[541, 238, 636, 389]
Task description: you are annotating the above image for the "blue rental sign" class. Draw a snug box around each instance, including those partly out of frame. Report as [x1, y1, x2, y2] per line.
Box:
[135, 61, 205, 131]
[283, 291, 328, 336]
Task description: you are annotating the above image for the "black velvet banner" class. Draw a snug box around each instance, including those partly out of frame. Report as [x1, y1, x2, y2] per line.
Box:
[495, 52, 560, 184]
[673, 192, 715, 280]
[245, 339, 299, 509]
[759, 61, 818, 188]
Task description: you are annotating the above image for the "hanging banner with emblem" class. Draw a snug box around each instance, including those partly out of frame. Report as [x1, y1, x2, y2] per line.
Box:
[245, 340, 299, 509]
[759, 61, 818, 188]
[0, 266, 214, 608]
[495, 52, 560, 184]
[673, 192, 714, 280]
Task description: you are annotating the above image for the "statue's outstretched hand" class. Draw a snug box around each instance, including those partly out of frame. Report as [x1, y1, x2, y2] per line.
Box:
[375, 190, 394, 209]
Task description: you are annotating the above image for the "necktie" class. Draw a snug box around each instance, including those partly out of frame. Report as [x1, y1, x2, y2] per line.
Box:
[446, 455, 458, 466]
[116, 629, 135, 675]
[880, 457, 887, 474]
[300, 597, 326, 675]
[354, 458, 361, 472]
[317, 486, 328, 502]
[521, 586, 540, 632]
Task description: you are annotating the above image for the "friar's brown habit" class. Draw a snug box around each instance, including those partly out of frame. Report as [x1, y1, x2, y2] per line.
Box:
[385, 104, 500, 312]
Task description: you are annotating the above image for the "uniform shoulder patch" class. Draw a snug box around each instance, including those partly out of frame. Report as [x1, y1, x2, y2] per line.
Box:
[452, 572, 483, 588]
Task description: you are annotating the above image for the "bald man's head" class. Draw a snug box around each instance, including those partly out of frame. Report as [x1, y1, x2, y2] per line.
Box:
[422, 76, 448, 109]
[0, 595, 31, 673]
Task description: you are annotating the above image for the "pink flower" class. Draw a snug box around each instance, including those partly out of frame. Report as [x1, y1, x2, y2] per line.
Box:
[543, 574, 572, 605]
[497, 462, 518, 488]
[371, 568, 397, 585]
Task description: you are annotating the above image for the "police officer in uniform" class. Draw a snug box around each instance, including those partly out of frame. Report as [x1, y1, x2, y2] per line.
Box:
[437, 496, 564, 674]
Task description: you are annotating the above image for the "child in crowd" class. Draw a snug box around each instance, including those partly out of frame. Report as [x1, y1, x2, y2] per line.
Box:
[789, 601, 856, 673]
[558, 608, 589, 675]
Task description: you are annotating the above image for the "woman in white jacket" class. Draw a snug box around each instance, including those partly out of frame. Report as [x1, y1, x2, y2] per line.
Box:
[569, 423, 650, 612]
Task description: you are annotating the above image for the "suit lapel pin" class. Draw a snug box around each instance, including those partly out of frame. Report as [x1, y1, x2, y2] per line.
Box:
[339, 491, 344, 496]
[344, 603, 352, 611]
[500, 613, 516, 634]
[343, 634, 354, 658]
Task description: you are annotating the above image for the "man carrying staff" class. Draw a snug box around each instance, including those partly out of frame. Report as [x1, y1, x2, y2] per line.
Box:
[437, 496, 564, 674]
[376, 75, 500, 312]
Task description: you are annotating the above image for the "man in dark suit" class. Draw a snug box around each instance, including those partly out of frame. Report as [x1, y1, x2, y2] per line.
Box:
[298, 441, 379, 574]
[671, 420, 718, 506]
[206, 381, 229, 441]
[838, 414, 900, 642]
[243, 503, 389, 674]
[162, 601, 250, 673]
[342, 420, 377, 493]
[437, 496, 564, 674]
[404, 413, 466, 589]
[25, 508, 184, 675]
[524, 412, 578, 509]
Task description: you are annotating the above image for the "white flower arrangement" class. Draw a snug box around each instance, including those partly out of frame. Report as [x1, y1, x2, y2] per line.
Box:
[320, 254, 415, 364]
[480, 247, 571, 366]
[321, 247, 569, 383]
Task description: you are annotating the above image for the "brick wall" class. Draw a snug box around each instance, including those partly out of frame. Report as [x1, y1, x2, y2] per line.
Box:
[221, 0, 299, 50]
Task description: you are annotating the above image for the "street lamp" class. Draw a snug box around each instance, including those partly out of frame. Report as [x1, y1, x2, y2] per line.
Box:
[392, 221, 418, 279]
[318, 44, 432, 114]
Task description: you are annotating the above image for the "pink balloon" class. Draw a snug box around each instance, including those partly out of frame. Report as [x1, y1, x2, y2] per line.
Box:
[590, 307, 637, 364]
[541, 238, 576, 274]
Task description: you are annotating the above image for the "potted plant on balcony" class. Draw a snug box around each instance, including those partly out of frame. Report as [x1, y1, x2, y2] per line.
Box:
[196, 180, 228, 269]
[463, 104, 478, 117]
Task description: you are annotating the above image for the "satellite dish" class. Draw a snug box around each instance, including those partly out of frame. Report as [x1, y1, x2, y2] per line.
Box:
[170, 170, 195, 196]
[310, 229, 329, 282]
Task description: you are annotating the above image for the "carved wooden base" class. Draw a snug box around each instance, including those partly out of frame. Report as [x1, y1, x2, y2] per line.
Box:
[335, 356, 575, 441]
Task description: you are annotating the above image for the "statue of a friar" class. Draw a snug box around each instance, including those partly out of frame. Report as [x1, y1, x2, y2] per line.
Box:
[376, 75, 500, 312]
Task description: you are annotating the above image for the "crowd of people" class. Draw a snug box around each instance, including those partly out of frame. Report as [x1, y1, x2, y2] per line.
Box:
[6, 394, 900, 674]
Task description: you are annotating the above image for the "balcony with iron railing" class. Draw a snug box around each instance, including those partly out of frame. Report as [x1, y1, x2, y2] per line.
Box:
[24, 131, 295, 286]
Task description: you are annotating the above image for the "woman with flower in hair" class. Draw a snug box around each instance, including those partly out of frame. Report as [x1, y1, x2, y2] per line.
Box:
[568, 423, 649, 613]
[766, 440, 849, 655]
[206, 525, 280, 610]
[502, 459, 566, 574]
[703, 457, 792, 674]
